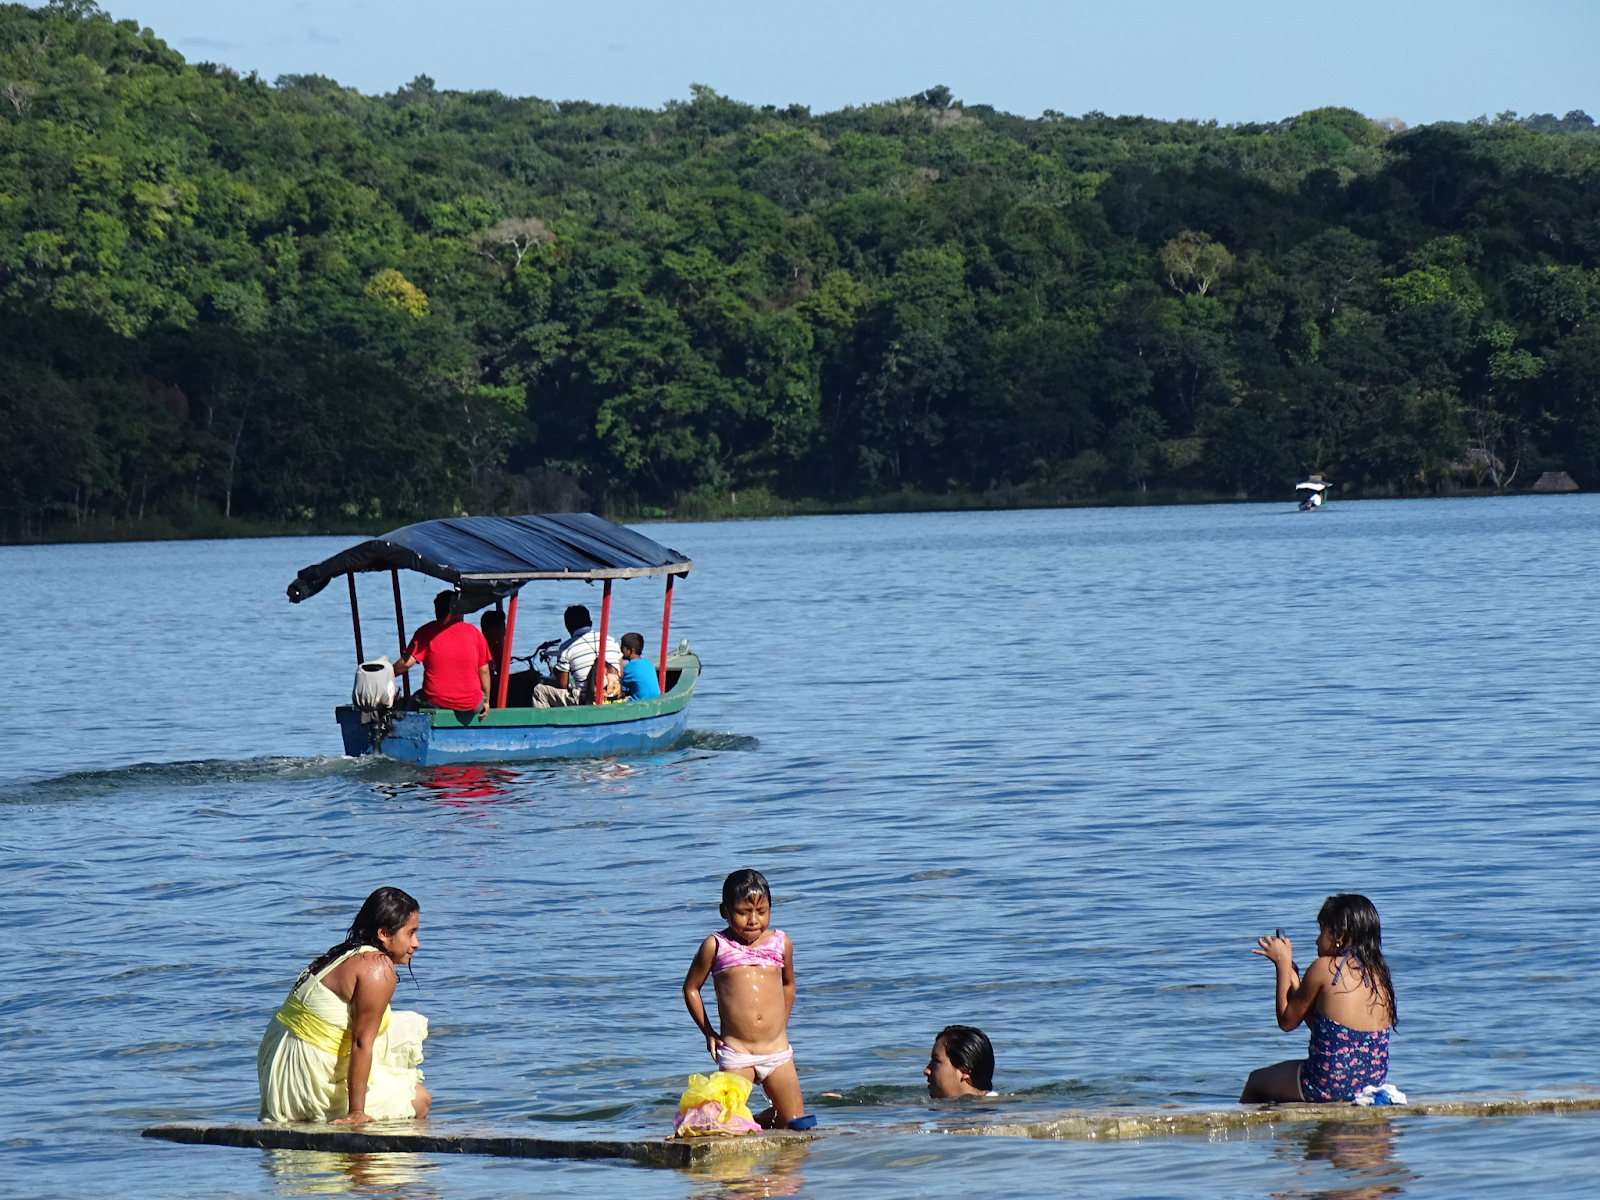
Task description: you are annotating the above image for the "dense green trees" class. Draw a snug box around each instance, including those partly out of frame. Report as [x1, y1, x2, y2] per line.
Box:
[3, 2, 1598, 538]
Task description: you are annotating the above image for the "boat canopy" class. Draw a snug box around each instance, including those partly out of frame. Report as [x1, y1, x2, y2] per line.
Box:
[287, 513, 691, 607]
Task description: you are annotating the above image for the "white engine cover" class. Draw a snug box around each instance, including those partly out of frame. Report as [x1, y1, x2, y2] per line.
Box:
[353, 656, 397, 713]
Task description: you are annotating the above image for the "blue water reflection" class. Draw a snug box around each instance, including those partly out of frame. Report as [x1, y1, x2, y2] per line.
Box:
[2, 496, 1598, 1197]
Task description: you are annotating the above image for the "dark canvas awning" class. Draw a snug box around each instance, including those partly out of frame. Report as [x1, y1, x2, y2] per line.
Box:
[287, 513, 691, 605]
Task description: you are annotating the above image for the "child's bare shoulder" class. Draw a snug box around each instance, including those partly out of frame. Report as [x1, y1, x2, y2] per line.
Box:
[1302, 955, 1337, 984]
[693, 933, 720, 958]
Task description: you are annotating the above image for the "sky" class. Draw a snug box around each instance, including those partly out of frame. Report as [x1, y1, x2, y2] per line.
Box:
[96, 0, 1597, 127]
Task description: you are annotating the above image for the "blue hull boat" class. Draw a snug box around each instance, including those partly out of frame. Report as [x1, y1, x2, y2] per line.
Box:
[337, 653, 699, 765]
[287, 513, 699, 766]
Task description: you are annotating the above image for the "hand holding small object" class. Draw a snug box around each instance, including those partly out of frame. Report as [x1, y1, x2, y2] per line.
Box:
[1252, 933, 1294, 967]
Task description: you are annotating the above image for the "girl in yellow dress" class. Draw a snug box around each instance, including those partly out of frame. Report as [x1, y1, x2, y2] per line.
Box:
[257, 887, 431, 1123]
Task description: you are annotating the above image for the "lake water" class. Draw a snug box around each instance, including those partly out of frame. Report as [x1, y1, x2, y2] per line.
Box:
[2, 496, 1598, 1199]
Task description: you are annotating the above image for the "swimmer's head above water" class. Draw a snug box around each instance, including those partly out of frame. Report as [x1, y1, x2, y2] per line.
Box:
[925, 1025, 995, 1098]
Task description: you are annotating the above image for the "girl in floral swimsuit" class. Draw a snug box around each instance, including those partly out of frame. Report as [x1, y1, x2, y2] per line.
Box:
[1240, 893, 1397, 1103]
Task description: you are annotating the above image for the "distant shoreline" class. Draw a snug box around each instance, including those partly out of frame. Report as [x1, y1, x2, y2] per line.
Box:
[0, 484, 1574, 548]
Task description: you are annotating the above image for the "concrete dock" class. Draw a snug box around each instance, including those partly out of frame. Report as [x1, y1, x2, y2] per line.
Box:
[144, 1095, 1600, 1167]
[947, 1095, 1600, 1141]
[141, 1122, 814, 1169]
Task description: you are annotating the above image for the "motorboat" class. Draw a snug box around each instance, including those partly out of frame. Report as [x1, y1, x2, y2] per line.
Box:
[1296, 477, 1329, 511]
[285, 513, 697, 764]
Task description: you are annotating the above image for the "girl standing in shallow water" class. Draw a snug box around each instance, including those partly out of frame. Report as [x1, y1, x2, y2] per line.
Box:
[1241, 893, 1397, 1103]
[682, 869, 806, 1128]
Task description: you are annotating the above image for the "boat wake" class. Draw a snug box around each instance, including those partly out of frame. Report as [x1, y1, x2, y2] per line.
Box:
[1, 732, 761, 809]
[0, 753, 399, 804]
[1, 733, 759, 803]
[674, 730, 760, 752]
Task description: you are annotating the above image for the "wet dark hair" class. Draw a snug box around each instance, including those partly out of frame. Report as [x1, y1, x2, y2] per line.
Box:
[621, 631, 644, 655]
[719, 868, 772, 918]
[936, 1025, 994, 1092]
[433, 591, 456, 620]
[299, 886, 420, 986]
[1317, 893, 1397, 1026]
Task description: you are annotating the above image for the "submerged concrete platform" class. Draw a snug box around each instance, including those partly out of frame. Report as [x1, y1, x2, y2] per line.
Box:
[143, 1096, 1600, 1167]
[141, 1121, 814, 1169]
[949, 1095, 1600, 1141]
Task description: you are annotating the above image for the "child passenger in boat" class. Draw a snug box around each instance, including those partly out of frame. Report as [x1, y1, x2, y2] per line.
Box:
[682, 869, 806, 1128]
[1240, 893, 1397, 1103]
[618, 632, 660, 700]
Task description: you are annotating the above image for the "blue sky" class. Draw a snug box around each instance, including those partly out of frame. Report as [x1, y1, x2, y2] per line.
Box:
[100, 0, 1596, 125]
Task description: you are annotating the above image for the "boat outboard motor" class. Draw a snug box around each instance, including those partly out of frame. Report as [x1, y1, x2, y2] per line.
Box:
[352, 655, 398, 748]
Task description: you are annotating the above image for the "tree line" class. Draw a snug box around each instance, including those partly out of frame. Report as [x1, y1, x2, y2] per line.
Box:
[3, 1, 1599, 540]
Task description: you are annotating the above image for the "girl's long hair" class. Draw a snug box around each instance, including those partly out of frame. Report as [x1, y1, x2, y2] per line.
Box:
[1317, 893, 1397, 1026]
[297, 886, 419, 987]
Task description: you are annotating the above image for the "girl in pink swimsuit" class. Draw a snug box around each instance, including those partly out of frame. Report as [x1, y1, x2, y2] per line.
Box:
[682, 869, 807, 1129]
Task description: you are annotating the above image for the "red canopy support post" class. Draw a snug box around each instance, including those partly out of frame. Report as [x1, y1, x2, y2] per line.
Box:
[657, 572, 674, 694]
[495, 591, 518, 709]
[593, 578, 612, 705]
[391, 569, 411, 700]
[347, 573, 365, 664]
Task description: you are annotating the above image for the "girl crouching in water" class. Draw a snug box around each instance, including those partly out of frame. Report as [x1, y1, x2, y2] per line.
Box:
[258, 886, 431, 1123]
[1241, 893, 1397, 1103]
[682, 869, 806, 1128]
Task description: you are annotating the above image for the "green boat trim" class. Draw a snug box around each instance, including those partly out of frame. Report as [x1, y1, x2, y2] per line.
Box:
[425, 653, 698, 728]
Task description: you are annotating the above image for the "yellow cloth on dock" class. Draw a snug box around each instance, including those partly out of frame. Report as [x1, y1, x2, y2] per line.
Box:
[257, 946, 427, 1123]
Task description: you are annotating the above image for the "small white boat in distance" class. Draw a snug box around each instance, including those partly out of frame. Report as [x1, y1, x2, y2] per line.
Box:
[1296, 476, 1329, 511]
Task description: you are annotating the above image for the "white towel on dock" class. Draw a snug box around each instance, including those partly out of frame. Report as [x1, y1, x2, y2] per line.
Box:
[1354, 1084, 1407, 1106]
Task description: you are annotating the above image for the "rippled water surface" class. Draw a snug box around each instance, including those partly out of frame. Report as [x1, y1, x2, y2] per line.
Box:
[3, 497, 1598, 1198]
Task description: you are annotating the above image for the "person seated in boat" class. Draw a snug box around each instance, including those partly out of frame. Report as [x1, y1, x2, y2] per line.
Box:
[480, 610, 505, 669]
[479, 607, 542, 706]
[924, 1025, 997, 1098]
[618, 632, 661, 701]
[257, 886, 431, 1124]
[1240, 893, 1397, 1104]
[393, 591, 491, 719]
[530, 604, 620, 708]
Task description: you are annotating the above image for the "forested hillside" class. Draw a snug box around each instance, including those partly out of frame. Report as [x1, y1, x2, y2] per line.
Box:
[4, 1, 1600, 540]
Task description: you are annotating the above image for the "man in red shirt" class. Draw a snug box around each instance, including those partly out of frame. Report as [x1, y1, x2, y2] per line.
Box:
[394, 591, 492, 719]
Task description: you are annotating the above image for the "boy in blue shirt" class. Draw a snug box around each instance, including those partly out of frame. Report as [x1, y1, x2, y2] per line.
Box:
[618, 632, 661, 700]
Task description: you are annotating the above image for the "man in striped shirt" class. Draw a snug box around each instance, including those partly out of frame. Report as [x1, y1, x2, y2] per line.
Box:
[530, 605, 620, 708]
